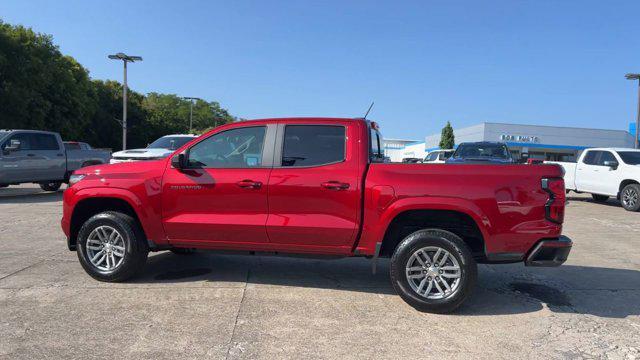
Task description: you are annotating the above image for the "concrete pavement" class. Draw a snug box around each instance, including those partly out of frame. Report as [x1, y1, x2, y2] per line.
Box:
[1, 185, 639, 359]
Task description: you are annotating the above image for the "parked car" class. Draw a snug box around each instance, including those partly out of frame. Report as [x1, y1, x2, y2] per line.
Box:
[0, 130, 111, 191]
[446, 142, 514, 164]
[61, 118, 571, 313]
[109, 134, 198, 164]
[402, 157, 423, 163]
[424, 149, 454, 163]
[547, 148, 640, 211]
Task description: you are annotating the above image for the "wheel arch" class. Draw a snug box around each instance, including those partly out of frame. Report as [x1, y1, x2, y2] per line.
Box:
[379, 209, 486, 260]
[69, 194, 147, 250]
[619, 179, 639, 194]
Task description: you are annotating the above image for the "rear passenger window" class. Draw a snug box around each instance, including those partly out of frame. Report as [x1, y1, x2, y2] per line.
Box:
[597, 151, 616, 166]
[31, 134, 59, 150]
[282, 125, 345, 167]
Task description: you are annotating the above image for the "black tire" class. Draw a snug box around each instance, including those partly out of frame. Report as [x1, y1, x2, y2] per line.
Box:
[170, 248, 197, 255]
[620, 184, 640, 212]
[76, 211, 148, 282]
[39, 182, 62, 192]
[390, 229, 477, 313]
[591, 194, 609, 202]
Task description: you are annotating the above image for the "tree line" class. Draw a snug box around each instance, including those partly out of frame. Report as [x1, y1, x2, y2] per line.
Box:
[0, 20, 236, 150]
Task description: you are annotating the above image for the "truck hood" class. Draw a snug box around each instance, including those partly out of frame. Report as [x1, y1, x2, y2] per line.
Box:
[77, 159, 166, 176]
[111, 148, 174, 159]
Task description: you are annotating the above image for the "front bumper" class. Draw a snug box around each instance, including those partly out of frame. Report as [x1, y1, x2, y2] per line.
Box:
[525, 236, 572, 267]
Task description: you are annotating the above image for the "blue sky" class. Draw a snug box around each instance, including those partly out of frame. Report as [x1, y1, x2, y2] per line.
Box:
[2, 0, 639, 139]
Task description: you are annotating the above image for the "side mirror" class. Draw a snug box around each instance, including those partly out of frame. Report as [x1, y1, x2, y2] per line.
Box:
[171, 153, 186, 169]
[3, 139, 21, 154]
[603, 160, 618, 169]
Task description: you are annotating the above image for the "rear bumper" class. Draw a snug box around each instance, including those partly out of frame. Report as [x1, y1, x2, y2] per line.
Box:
[525, 236, 572, 267]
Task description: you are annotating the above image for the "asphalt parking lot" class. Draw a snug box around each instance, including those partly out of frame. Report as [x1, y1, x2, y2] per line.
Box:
[1, 184, 639, 359]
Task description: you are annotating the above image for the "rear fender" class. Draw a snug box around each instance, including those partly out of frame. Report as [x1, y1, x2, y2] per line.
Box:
[357, 196, 491, 255]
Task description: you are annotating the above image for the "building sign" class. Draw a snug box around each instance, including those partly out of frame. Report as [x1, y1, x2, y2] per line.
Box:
[500, 134, 540, 143]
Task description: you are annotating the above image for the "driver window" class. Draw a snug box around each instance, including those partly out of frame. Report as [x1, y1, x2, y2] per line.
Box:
[187, 126, 266, 168]
[2, 133, 31, 151]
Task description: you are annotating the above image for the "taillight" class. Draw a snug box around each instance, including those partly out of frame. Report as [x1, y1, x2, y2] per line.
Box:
[542, 178, 565, 223]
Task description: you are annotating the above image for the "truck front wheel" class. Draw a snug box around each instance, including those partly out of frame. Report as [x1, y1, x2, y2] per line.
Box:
[390, 229, 477, 313]
[76, 211, 149, 282]
[39, 182, 62, 192]
[621, 184, 640, 212]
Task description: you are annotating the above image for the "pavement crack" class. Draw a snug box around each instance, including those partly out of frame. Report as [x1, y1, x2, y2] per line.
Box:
[0, 258, 47, 282]
[225, 267, 250, 360]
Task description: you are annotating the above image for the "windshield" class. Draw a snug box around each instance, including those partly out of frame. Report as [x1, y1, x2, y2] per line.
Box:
[618, 151, 640, 165]
[147, 136, 194, 150]
[453, 143, 511, 160]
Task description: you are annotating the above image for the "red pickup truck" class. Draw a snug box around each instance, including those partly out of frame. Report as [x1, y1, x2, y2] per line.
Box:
[61, 118, 572, 313]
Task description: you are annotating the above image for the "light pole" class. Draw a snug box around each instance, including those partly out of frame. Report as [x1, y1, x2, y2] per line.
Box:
[108, 52, 143, 150]
[626, 73, 640, 149]
[182, 97, 202, 133]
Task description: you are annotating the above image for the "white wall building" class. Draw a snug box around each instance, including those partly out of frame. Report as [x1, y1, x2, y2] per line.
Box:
[382, 139, 426, 162]
[425, 122, 635, 161]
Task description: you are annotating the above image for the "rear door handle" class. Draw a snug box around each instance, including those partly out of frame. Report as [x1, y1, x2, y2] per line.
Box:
[321, 181, 350, 190]
[236, 179, 262, 189]
[27, 153, 35, 157]
[56, 153, 64, 157]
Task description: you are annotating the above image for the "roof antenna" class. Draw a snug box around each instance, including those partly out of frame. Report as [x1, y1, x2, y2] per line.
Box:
[363, 102, 374, 119]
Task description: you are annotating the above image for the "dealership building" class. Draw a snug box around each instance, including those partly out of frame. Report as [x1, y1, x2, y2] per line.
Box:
[384, 122, 637, 162]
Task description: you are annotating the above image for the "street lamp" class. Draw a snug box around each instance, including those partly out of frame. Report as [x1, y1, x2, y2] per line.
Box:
[182, 97, 202, 133]
[626, 73, 640, 149]
[108, 52, 143, 150]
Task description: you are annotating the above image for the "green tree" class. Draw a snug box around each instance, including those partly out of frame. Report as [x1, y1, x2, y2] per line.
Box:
[0, 21, 95, 140]
[0, 20, 236, 151]
[439, 121, 455, 149]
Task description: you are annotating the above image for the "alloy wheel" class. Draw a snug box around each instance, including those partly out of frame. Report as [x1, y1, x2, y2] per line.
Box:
[86, 225, 126, 271]
[622, 187, 638, 209]
[405, 246, 462, 299]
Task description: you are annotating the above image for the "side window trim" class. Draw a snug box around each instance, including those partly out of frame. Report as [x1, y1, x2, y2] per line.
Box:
[183, 124, 274, 169]
[274, 123, 347, 168]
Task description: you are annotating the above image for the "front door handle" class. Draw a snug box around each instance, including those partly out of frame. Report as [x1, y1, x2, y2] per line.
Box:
[236, 179, 262, 189]
[321, 181, 350, 190]
[27, 153, 35, 157]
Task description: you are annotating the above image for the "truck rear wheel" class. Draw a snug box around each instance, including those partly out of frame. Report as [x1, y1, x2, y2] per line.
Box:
[76, 211, 148, 282]
[591, 194, 609, 202]
[621, 184, 640, 212]
[39, 182, 62, 192]
[390, 229, 477, 313]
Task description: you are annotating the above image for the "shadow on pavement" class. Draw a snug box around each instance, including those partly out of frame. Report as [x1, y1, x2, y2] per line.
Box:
[0, 188, 63, 203]
[136, 251, 640, 318]
[566, 194, 622, 208]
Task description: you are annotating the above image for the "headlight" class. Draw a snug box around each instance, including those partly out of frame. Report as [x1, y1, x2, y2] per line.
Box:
[69, 174, 86, 185]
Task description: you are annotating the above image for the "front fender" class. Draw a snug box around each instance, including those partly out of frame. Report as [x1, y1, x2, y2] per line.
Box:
[66, 186, 166, 246]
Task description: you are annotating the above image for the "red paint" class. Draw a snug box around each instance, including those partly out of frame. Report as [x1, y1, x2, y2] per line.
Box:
[62, 118, 567, 261]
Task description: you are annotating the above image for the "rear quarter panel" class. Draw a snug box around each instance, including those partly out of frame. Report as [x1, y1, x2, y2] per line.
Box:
[359, 163, 564, 257]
